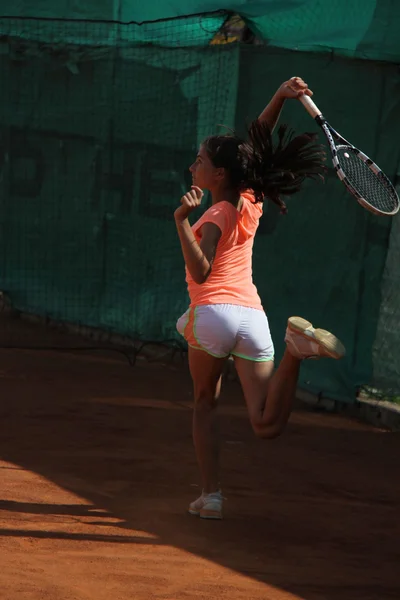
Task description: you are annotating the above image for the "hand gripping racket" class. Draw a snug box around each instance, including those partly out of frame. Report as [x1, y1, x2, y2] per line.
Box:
[299, 95, 399, 216]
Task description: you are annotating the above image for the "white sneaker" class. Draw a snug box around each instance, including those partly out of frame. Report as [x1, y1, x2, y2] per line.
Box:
[188, 490, 223, 520]
[285, 316, 345, 360]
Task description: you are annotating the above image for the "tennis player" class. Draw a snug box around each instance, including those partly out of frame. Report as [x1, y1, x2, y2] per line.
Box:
[175, 77, 345, 519]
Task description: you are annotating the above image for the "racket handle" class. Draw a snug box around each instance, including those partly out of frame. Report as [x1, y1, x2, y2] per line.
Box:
[299, 95, 322, 119]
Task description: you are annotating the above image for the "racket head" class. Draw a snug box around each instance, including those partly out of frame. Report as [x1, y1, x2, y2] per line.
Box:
[298, 99, 399, 217]
[332, 144, 399, 217]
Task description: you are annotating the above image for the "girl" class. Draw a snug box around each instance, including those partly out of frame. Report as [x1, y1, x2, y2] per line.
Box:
[175, 77, 345, 520]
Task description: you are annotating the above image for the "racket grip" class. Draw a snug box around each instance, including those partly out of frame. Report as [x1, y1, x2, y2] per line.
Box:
[299, 95, 322, 119]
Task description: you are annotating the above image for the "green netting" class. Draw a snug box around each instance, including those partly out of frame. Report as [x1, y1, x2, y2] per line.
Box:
[0, 14, 226, 47]
[372, 214, 400, 395]
[0, 1, 115, 21]
[236, 46, 400, 401]
[2, 1, 400, 61]
[0, 16, 399, 403]
[244, 0, 400, 63]
[0, 17, 238, 342]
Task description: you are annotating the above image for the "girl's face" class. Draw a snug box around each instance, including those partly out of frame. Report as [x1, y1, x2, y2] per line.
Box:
[189, 144, 223, 191]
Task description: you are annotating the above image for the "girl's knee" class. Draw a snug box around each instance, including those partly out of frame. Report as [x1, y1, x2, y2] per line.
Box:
[194, 388, 218, 411]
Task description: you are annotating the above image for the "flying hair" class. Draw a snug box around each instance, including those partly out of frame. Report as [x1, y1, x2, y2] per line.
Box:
[203, 119, 326, 214]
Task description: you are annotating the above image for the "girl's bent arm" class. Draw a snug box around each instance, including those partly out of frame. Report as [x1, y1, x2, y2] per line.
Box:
[175, 219, 221, 285]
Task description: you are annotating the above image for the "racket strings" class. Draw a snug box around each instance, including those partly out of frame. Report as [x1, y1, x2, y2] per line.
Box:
[337, 146, 398, 214]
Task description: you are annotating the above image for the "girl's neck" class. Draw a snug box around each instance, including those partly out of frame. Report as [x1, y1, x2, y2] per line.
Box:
[211, 187, 241, 208]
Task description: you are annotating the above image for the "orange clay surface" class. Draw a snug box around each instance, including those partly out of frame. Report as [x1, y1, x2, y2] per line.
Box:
[0, 318, 398, 600]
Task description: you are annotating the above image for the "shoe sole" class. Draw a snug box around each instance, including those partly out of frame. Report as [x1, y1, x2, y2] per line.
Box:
[288, 316, 346, 360]
[188, 509, 222, 520]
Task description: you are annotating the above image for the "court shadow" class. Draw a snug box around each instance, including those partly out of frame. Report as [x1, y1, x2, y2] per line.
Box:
[0, 527, 160, 545]
[0, 348, 399, 600]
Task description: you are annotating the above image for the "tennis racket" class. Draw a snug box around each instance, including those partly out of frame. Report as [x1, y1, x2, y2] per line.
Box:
[299, 95, 399, 217]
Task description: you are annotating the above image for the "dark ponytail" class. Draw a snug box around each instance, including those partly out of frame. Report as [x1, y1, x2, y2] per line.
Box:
[203, 119, 326, 214]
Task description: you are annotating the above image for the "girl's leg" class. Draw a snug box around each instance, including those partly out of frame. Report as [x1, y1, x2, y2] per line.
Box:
[235, 317, 345, 439]
[188, 347, 227, 493]
[234, 349, 300, 439]
[177, 305, 239, 519]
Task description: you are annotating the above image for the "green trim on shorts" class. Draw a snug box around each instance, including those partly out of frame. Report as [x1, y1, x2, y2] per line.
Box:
[231, 351, 275, 362]
[187, 343, 229, 359]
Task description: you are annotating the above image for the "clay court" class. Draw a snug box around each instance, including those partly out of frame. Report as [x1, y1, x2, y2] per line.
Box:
[0, 318, 398, 600]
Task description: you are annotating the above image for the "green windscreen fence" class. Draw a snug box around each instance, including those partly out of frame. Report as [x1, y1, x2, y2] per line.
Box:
[235, 46, 400, 401]
[2, 1, 400, 62]
[0, 14, 399, 402]
[372, 216, 400, 395]
[0, 16, 239, 343]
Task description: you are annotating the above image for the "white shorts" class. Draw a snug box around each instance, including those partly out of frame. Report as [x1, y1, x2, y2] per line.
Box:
[176, 304, 274, 362]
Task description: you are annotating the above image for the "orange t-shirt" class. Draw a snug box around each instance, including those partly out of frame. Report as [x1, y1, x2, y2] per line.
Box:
[186, 192, 263, 310]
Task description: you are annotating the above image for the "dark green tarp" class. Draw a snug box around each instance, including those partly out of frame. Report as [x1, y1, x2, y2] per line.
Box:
[2, 1, 400, 61]
[1, 14, 399, 400]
